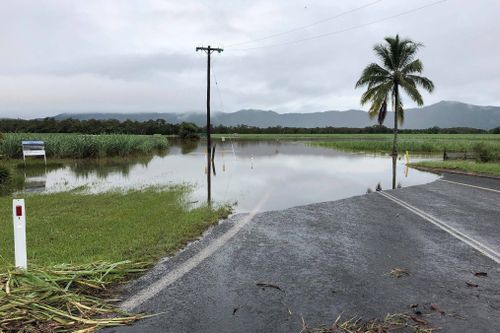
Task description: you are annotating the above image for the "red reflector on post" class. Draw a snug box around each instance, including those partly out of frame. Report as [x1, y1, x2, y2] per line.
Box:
[16, 205, 23, 217]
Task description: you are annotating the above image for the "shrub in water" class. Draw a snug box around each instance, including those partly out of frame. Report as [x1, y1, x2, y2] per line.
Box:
[473, 142, 495, 162]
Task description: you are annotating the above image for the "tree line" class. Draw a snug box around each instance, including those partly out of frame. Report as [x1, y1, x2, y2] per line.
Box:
[0, 117, 498, 135]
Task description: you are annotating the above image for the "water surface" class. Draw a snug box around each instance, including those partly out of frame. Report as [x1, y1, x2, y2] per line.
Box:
[21, 140, 439, 212]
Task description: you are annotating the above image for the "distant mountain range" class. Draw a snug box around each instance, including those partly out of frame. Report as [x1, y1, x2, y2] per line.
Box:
[52, 101, 500, 129]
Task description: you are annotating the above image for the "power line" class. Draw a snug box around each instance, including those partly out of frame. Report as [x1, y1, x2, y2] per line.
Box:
[226, 0, 383, 48]
[210, 58, 225, 113]
[229, 0, 448, 51]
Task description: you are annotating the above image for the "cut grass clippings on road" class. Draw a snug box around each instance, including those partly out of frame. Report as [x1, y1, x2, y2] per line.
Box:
[410, 160, 500, 177]
[0, 261, 150, 332]
[302, 313, 437, 333]
[388, 267, 410, 278]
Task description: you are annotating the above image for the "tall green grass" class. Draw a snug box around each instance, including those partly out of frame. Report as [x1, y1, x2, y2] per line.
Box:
[309, 134, 500, 154]
[0, 133, 168, 159]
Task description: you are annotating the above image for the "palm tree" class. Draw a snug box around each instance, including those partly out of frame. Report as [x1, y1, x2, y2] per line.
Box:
[355, 35, 434, 158]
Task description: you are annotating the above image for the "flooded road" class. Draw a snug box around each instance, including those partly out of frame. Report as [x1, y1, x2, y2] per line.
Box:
[20, 140, 439, 212]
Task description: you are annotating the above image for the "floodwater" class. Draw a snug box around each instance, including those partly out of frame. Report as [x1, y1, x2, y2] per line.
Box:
[20, 140, 439, 212]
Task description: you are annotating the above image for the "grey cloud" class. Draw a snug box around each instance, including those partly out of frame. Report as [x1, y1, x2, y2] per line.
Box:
[0, 0, 499, 118]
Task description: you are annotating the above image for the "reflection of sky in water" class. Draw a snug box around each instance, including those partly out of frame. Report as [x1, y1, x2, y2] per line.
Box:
[26, 141, 439, 213]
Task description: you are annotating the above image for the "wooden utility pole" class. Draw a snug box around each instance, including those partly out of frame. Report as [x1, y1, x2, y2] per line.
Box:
[196, 45, 223, 203]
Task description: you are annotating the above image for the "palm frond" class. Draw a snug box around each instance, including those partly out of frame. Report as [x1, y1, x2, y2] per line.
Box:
[377, 99, 388, 125]
[406, 74, 435, 93]
[360, 81, 391, 106]
[355, 63, 390, 88]
[401, 59, 423, 74]
[400, 77, 424, 106]
[373, 44, 394, 71]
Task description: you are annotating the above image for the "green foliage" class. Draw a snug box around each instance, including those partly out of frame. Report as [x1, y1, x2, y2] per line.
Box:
[0, 165, 9, 184]
[355, 35, 434, 125]
[310, 134, 500, 154]
[0, 187, 231, 266]
[0, 118, 187, 135]
[411, 160, 500, 177]
[473, 142, 496, 162]
[179, 122, 200, 140]
[0, 133, 169, 159]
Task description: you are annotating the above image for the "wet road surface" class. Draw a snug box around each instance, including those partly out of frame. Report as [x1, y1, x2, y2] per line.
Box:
[108, 173, 500, 332]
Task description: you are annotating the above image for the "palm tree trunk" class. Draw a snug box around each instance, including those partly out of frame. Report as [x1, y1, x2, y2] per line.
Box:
[392, 83, 399, 189]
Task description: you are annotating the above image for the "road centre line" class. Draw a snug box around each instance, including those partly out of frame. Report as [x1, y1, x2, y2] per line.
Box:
[438, 179, 500, 194]
[378, 191, 500, 264]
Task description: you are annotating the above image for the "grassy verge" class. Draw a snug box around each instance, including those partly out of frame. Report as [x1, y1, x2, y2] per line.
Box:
[410, 160, 500, 177]
[0, 186, 230, 266]
[1, 133, 168, 159]
[0, 186, 231, 331]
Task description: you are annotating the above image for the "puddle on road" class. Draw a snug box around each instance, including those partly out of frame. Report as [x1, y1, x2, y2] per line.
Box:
[17, 140, 439, 212]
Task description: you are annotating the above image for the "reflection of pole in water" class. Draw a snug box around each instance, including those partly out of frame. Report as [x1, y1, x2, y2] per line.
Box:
[404, 150, 410, 178]
[212, 144, 216, 177]
[391, 154, 397, 189]
[250, 155, 254, 170]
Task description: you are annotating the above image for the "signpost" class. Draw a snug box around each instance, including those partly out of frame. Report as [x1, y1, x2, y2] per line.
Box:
[12, 199, 27, 269]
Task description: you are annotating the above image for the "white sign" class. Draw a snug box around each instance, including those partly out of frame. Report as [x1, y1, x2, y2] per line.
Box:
[12, 199, 27, 269]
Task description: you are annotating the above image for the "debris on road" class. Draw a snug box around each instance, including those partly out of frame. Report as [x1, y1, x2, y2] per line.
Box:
[256, 282, 284, 292]
[302, 313, 437, 333]
[474, 272, 488, 277]
[388, 267, 410, 278]
[430, 303, 446, 315]
[466, 282, 479, 287]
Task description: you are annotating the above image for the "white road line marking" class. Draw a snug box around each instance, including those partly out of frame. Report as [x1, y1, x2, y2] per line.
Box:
[378, 191, 500, 264]
[438, 179, 500, 194]
[120, 192, 271, 311]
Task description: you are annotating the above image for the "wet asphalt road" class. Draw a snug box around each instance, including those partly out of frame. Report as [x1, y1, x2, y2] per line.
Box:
[108, 173, 500, 332]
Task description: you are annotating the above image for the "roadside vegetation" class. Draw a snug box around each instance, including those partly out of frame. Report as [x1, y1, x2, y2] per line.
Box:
[0, 186, 231, 331]
[309, 134, 500, 154]
[0, 186, 230, 266]
[410, 160, 500, 177]
[0, 133, 168, 159]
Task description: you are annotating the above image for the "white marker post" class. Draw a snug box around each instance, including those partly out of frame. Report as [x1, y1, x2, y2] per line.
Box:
[12, 199, 27, 270]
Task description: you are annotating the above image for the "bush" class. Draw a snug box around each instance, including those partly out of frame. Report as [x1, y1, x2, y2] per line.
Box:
[179, 122, 200, 140]
[473, 143, 495, 162]
[0, 165, 10, 184]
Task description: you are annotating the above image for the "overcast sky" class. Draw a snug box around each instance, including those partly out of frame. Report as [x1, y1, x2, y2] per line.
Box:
[0, 0, 499, 118]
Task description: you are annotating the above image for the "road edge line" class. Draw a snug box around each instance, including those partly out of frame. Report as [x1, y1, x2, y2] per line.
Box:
[120, 192, 271, 311]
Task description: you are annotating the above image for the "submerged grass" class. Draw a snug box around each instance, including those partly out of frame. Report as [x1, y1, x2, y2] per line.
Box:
[0, 133, 168, 159]
[410, 160, 500, 177]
